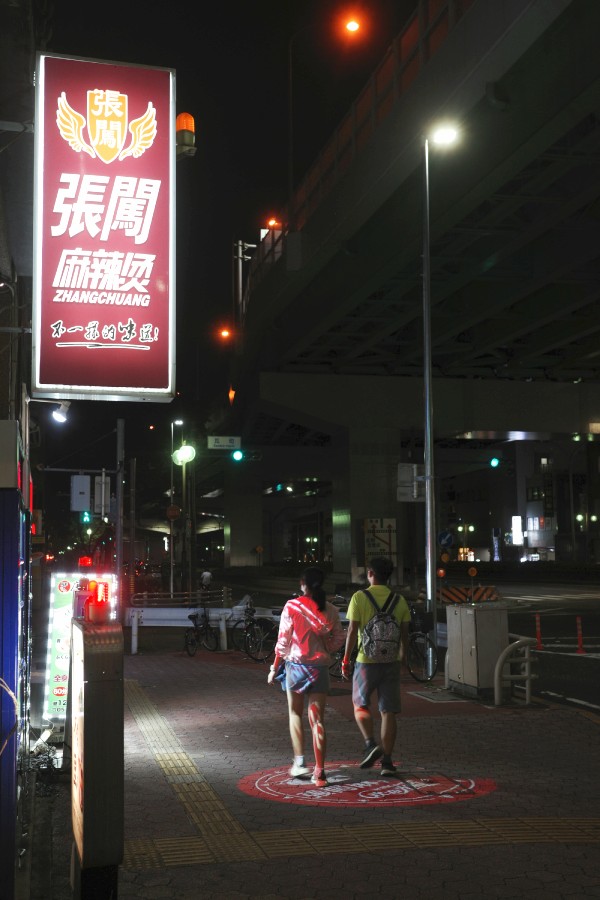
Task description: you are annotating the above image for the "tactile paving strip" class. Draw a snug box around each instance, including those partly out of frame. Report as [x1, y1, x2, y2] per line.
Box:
[124, 818, 600, 868]
[123, 679, 600, 870]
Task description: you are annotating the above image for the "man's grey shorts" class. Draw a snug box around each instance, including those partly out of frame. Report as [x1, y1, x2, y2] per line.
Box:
[352, 660, 402, 713]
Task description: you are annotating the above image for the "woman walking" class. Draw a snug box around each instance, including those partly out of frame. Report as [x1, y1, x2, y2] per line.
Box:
[267, 567, 345, 786]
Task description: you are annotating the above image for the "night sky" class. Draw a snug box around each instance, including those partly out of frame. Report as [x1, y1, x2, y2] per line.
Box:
[37, 1, 416, 534]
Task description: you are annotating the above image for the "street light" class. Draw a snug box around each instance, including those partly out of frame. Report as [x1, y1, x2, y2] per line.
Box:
[51, 400, 71, 422]
[169, 419, 183, 595]
[422, 123, 459, 674]
[287, 16, 361, 228]
[173, 440, 196, 593]
[457, 523, 475, 561]
[20, 384, 70, 511]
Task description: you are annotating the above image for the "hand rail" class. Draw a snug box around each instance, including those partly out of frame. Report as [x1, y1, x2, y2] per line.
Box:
[494, 633, 538, 706]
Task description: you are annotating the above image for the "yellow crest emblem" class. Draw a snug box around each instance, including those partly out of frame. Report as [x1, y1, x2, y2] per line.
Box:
[56, 89, 157, 164]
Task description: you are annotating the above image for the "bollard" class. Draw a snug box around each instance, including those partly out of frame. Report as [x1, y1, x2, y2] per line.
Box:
[131, 609, 140, 655]
[218, 613, 228, 651]
[534, 613, 544, 650]
[575, 615, 586, 655]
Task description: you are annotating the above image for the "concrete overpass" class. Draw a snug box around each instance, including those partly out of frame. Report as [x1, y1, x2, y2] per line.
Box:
[207, 0, 600, 580]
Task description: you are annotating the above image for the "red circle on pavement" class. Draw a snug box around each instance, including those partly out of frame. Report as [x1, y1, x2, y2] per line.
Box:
[238, 762, 496, 807]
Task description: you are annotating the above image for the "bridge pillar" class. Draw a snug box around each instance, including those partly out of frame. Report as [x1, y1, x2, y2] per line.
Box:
[223, 462, 263, 567]
[331, 428, 417, 587]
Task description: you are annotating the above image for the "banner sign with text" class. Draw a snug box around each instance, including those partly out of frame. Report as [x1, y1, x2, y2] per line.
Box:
[32, 53, 175, 401]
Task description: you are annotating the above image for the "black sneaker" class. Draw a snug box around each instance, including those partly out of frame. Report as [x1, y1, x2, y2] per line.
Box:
[380, 761, 398, 776]
[360, 743, 383, 768]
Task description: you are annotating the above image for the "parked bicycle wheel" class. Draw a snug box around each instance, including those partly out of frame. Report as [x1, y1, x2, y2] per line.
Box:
[230, 620, 247, 651]
[201, 624, 219, 652]
[184, 628, 198, 657]
[245, 619, 277, 663]
[407, 632, 437, 682]
[329, 647, 344, 679]
[257, 618, 278, 661]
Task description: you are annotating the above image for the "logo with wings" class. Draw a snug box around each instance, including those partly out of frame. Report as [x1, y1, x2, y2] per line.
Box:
[56, 88, 157, 164]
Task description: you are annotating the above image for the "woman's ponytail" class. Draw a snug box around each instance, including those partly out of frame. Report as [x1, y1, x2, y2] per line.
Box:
[301, 566, 326, 611]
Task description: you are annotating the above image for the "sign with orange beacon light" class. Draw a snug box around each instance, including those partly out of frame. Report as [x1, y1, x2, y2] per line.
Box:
[43, 571, 117, 721]
[32, 53, 176, 402]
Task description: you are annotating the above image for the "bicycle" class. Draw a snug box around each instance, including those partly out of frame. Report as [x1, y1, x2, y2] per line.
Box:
[329, 642, 357, 679]
[184, 608, 219, 655]
[406, 603, 438, 682]
[230, 597, 279, 663]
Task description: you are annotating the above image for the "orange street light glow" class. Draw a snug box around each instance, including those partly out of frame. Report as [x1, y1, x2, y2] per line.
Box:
[345, 19, 360, 32]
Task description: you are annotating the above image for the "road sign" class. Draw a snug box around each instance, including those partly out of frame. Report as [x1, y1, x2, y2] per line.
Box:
[438, 530, 454, 548]
[207, 435, 241, 450]
[71, 475, 90, 512]
[166, 504, 181, 521]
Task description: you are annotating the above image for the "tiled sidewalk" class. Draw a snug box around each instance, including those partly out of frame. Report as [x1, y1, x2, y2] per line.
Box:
[30, 648, 600, 899]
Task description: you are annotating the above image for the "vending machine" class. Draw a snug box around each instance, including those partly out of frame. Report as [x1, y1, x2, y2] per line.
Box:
[0, 485, 31, 899]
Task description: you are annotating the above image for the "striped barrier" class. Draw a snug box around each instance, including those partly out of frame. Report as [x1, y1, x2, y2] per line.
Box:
[438, 585, 499, 604]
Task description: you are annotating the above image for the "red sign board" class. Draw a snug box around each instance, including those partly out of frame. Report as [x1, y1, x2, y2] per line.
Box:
[32, 53, 175, 401]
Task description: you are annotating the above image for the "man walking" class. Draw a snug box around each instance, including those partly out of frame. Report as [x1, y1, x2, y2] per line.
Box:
[200, 569, 212, 591]
[342, 556, 410, 775]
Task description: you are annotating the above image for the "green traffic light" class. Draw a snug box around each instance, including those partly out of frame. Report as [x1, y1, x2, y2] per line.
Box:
[81, 511, 91, 523]
[490, 456, 500, 468]
[231, 449, 244, 461]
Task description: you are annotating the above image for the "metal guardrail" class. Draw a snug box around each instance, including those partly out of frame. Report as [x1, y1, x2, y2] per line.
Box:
[126, 591, 284, 655]
[129, 587, 231, 607]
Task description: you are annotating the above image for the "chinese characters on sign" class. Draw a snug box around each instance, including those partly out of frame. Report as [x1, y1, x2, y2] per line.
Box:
[33, 54, 175, 401]
[43, 572, 117, 720]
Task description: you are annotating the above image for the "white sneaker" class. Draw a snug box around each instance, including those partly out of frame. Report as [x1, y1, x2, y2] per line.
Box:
[311, 770, 328, 787]
[289, 763, 311, 778]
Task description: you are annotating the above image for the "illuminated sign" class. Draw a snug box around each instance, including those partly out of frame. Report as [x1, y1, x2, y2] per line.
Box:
[71, 623, 84, 856]
[32, 53, 175, 402]
[43, 571, 117, 720]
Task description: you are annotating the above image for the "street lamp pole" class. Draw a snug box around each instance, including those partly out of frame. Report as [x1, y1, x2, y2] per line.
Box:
[422, 136, 437, 667]
[170, 419, 183, 596]
[422, 123, 459, 676]
[172, 440, 196, 595]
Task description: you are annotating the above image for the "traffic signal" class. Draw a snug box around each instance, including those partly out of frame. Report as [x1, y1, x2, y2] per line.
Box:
[81, 510, 91, 524]
[489, 456, 500, 468]
[230, 450, 262, 462]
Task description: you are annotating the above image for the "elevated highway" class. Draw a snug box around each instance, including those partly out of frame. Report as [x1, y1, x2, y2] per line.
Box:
[223, 0, 600, 444]
[204, 0, 600, 579]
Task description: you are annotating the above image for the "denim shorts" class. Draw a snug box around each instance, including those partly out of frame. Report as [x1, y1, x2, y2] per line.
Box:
[352, 661, 401, 713]
[284, 662, 330, 694]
